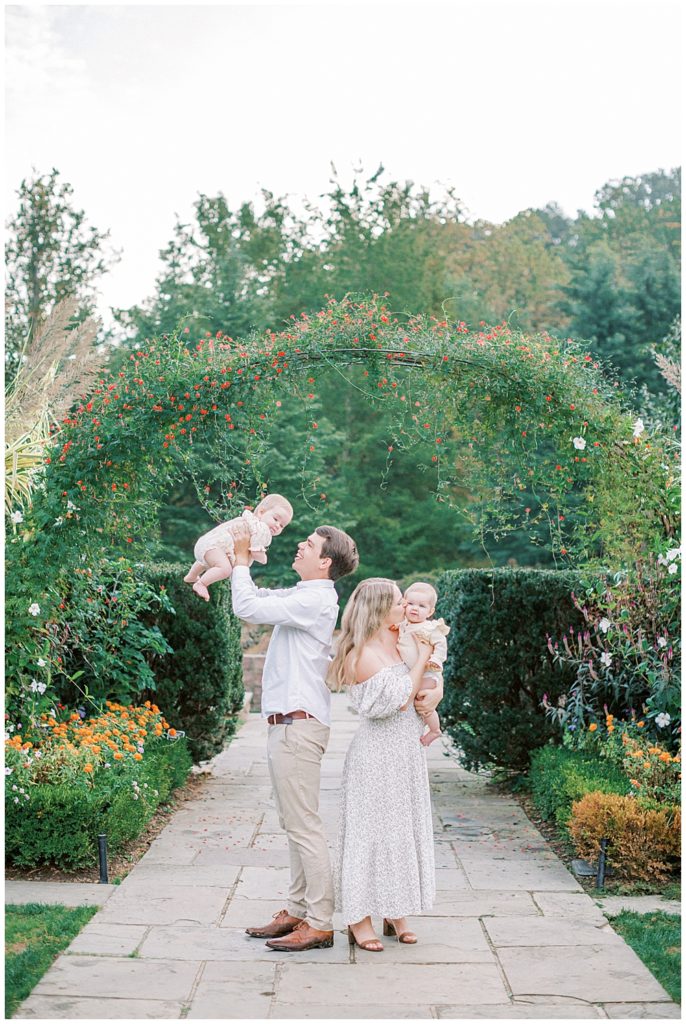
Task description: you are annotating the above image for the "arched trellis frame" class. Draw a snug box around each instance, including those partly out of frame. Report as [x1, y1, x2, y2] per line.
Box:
[8, 296, 679, 702]
[27, 296, 677, 564]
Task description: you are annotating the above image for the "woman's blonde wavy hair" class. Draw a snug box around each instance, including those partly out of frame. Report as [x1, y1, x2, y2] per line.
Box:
[331, 578, 397, 690]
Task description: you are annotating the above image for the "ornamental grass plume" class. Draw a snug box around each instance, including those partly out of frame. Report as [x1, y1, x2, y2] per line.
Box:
[5, 297, 103, 514]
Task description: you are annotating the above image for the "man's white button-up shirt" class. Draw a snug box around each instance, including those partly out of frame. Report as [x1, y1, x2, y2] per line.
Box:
[230, 566, 338, 726]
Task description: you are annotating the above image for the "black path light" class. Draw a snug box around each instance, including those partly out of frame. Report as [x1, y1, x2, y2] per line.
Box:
[97, 833, 109, 883]
[596, 837, 609, 889]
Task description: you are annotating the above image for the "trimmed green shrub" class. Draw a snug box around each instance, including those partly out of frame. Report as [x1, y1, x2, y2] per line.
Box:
[5, 737, 191, 870]
[142, 563, 244, 762]
[529, 745, 632, 827]
[437, 568, 586, 773]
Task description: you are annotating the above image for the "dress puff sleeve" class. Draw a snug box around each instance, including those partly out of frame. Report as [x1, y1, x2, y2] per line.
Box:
[349, 664, 413, 719]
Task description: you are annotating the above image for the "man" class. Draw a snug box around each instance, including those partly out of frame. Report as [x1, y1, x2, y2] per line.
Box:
[230, 522, 359, 951]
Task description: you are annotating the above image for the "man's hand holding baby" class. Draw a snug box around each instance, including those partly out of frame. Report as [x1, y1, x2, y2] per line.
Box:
[232, 522, 252, 566]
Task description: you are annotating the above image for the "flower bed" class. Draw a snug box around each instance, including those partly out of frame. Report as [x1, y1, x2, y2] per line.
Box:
[5, 701, 191, 870]
[528, 714, 681, 884]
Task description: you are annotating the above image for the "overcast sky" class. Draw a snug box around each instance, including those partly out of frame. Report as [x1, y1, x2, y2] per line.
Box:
[5, 1, 682, 323]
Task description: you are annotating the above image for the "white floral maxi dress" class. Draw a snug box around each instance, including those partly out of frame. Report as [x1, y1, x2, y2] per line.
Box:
[335, 663, 436, 923]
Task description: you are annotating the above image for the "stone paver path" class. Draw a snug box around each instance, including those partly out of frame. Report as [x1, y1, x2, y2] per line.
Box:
[13, 695, 679, 1019]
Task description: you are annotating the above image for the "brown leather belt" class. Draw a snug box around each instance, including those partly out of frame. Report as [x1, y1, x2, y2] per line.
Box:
[267, 710, 314, 725]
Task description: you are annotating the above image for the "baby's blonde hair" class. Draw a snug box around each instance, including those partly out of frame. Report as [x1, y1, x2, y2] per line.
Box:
[404, 581, 438, 610]
[331, 578, 397, 690]
[256, 493, 293, 520]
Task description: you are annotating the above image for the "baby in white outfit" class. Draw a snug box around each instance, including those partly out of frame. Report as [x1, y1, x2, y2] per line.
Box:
[184, 493, 293, 601]
[396, 581, 450, 746]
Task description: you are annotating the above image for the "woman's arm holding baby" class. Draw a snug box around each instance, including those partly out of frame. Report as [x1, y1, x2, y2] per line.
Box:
[399, 637, 433, 710]
[414, 679, 443, 716]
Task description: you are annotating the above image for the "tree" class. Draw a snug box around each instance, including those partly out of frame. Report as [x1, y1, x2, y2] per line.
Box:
[560, 168, 681, 394]
[5, 169, 116, 381]
[114, 190, 295, 341]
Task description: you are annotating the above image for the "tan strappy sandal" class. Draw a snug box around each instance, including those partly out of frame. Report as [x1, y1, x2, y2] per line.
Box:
[347, 926, 384, 952]
[383, 918, 418, 943]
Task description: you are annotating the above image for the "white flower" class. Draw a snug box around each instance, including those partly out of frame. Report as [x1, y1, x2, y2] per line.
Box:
[10, 510, 23, 524]
[37, 658, 46, 668]
[5, 767, 12, 776]
[600, 652, 613, 668]
[54, 517, 64, 527]
[657, 637, 668, 648]
[34, 751, 42, 759]
[632, 417, 645, 438]
[28, 603, 41, 616]
[667, 563, 678, 574]
[30, 679, 47, 694]
[573, 436, 587, 450]
[666, 547, 681, 562]
[11, 784, 17, 791]
[104, 762, 111, 769]
[66, 500, 78, 512]
[655, 712, 671, 728]
[13, 797, 19, 804]
[598, 617, 611, 634]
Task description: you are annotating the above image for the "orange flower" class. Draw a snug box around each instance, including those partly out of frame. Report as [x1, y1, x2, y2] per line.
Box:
[133, 753, 142, 761]
[588, 723, 598, 732]
[637, 721, 645, 728]
[168, 728, 177, 737]
[84, 764, 94, 773]
[659, 752, 672, 763]
[113, 752, 123, 760]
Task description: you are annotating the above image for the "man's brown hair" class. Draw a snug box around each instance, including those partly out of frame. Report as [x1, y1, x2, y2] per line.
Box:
[316, 525, 359, 582]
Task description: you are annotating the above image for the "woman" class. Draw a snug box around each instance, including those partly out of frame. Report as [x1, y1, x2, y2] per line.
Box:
[332, 578, 437, 952]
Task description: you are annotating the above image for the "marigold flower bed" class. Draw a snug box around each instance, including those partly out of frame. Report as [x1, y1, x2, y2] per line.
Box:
[5, 701, 191, 870]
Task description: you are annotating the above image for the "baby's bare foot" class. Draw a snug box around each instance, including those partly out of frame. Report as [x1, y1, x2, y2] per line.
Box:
[420, 731, 442, 747]
[193, 581, 210, 601]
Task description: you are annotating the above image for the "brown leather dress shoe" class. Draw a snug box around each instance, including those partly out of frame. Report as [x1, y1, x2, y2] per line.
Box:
[245, 909, 304, 938]
[265, 920, 334, 951]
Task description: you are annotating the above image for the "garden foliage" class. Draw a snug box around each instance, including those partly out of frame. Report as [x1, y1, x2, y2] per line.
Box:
[142, 564, 244, 761]
[5, 701, 191, 869]
[437, 568, 586, 772]
[528, 745, 631, 826]
[568, 791, 680, 884]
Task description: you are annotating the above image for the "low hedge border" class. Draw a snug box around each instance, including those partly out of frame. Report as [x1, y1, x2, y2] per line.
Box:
[5, 735, 191, 871]
[528, 744, 632, 826]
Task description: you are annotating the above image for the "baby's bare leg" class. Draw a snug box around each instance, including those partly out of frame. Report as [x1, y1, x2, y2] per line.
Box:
[418, 674, 442, 747]
[192, 548, 233, 601]
[184, 561, 205, 584]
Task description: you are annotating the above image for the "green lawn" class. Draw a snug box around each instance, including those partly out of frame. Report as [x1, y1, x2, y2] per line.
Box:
[5, 903, 98, 1018]
[609, 910, 681, 1004]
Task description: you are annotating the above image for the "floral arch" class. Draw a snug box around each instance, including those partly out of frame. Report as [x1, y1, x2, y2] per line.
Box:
[9, 296, 678, 701]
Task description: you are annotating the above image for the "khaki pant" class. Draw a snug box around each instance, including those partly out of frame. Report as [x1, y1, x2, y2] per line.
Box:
[267, 719, 334, 931]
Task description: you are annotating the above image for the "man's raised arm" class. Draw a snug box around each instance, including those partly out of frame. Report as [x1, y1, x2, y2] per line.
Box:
[231, 522, 322, 629]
